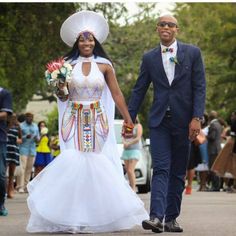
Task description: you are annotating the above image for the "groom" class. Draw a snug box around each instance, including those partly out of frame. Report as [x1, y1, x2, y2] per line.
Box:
[128, 14, 206, 233]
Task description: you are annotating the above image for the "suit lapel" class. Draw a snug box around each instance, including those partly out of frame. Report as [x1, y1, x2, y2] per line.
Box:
[172, 41, 185, 84]
[152, 46, 170, 86]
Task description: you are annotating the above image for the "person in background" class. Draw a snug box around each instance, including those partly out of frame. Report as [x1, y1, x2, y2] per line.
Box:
[207, 110, 223, 191]
[195, 113, 210, 191]
[121, 118, 143, 191]
[37, 121, 47, 135]
[216, 117, 230, 190]
[185, 141, 201, 195]
[211, 110, 236, 192]
[17, 112, 39, 193]
[0, 87, 12, 216]
[128, 13, 206, 233]
[17, 113, 26, 123]
[34, 126, 52, 176]
[230, 111, 236, 138]
[6, 113, 22, 198]
[218, 117, 229, 142]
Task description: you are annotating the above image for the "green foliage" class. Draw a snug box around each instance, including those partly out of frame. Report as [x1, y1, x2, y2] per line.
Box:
[74, 2, 128, 23]
[0, 3, 76, 112]
[175, 3, 236, 118]
[46, 105, 58, 135]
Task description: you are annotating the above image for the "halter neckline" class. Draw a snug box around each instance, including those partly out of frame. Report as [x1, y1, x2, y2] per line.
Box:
[78, 55, 94, 62]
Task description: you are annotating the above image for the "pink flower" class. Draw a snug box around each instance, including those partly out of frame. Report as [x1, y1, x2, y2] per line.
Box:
[46, 58, 65, 73]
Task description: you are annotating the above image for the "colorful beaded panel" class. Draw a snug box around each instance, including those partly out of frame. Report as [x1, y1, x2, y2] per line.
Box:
[61, 101, 109, 153]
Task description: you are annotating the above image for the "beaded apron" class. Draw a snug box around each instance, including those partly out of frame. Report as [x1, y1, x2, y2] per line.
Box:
[61, 100, 109, 153]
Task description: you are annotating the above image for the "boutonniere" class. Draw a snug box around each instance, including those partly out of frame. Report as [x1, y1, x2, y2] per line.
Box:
[169, 56, 179, 65]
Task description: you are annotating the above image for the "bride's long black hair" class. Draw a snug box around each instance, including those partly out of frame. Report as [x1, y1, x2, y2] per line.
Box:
[64, 36, 111, 63]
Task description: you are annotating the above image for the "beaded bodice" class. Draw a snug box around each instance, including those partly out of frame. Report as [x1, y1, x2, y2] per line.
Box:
[68, 61, 105, 102]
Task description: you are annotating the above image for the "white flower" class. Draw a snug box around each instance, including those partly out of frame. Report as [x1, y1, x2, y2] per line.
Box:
[51, 69, 60, 80]
[45, 70, 49, 77]
[64, 63, 72, 71]
[60, 67, 67, 75]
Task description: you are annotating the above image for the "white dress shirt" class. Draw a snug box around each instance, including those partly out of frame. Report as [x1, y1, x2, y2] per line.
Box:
[161, 40, 178, 86]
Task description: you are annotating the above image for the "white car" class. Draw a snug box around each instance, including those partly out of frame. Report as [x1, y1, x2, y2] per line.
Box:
[114, 119, 152, 193]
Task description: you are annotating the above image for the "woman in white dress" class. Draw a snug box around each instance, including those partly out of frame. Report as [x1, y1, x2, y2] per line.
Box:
[26, 10, 149, 234]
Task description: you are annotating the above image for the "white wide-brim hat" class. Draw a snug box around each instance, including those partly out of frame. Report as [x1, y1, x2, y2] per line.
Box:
[60, 10, 109, 47]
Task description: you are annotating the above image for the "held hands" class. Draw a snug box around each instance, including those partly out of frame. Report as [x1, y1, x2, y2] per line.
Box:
[189, 118, 201, 141]
[122, 121, 134, 139]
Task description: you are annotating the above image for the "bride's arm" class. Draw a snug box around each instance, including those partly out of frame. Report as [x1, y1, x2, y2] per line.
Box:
[104, 64, 133, 128]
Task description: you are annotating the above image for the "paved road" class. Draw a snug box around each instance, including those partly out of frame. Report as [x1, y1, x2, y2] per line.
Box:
[1, 189, 236, 236]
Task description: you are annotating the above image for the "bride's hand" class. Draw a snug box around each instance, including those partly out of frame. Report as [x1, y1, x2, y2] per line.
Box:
[57, 82, 68, 90]
[57, 82, 69, 96]
[56, 82, 69, 100]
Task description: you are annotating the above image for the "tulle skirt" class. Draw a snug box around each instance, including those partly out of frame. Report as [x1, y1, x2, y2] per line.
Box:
[27, 149, 149, 233]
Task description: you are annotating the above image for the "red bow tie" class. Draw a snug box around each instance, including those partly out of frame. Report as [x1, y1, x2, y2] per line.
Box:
[162, 48, 174, 53]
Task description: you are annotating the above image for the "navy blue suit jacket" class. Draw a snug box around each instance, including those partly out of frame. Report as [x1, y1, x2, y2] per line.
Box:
[128, 41, 206, 128]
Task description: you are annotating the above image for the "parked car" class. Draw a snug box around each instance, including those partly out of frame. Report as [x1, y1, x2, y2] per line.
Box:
[114, 119, 152, 193]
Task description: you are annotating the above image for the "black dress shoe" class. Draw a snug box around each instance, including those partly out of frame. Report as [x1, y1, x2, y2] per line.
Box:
[164, 219, 183, 232]
[142, 217, 163, 233]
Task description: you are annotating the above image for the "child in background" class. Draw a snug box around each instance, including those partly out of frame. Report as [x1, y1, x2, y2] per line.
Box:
[121, 118, 143, 191]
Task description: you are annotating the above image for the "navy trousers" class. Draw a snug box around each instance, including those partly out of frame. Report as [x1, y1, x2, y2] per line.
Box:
[149, 116, 190, 222]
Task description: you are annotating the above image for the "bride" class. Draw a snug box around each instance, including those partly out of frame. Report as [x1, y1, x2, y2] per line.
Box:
[26, 10, 148, 234]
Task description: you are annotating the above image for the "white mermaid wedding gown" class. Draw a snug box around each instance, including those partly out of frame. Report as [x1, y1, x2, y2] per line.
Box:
[26, 56, 149, 233]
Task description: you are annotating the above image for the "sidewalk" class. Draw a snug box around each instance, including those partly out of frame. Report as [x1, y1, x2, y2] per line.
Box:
[1, 189, 236, 236]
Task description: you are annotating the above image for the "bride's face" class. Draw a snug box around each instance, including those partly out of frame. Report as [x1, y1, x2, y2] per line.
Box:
[78, 32, 95, 57]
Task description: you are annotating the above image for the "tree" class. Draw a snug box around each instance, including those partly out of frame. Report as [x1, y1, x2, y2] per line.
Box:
[175, 3, 236, 118]
[0, 3, 76, 112]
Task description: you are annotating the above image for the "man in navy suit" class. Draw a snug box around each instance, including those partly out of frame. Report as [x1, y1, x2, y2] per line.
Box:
[128, 14, 206, 233]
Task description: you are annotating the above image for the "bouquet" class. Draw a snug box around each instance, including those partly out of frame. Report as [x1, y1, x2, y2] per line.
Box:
[45, 58, 72, 95]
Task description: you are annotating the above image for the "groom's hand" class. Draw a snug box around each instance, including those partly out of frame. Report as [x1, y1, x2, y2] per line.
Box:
[122, 121, 134, 139]
[189, 118, 201, 141]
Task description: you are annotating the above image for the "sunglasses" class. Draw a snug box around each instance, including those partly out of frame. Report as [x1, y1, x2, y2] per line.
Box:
[157, 21, 178, 28]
